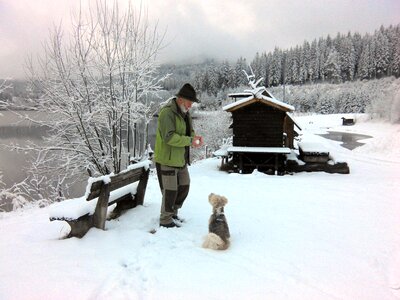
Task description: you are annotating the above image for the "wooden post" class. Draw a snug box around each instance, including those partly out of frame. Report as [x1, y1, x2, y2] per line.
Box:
[135, 168, 149, 206]
[93, 183, 110, 230]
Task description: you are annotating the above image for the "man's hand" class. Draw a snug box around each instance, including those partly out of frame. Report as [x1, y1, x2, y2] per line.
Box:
[192, 135, 204, 148]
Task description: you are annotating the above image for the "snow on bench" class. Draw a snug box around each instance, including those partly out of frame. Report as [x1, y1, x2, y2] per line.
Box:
[49, 182, 139, 221]
[49, 160, 151, 238]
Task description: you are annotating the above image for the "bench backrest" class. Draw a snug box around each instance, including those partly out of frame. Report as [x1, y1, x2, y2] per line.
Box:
[87, 167, 146, 201]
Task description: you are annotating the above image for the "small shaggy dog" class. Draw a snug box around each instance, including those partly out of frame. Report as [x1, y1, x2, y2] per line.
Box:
[202, 193, 230, 250]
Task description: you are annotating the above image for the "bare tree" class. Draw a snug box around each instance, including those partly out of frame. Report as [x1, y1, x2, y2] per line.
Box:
[2, 0, 167, 203]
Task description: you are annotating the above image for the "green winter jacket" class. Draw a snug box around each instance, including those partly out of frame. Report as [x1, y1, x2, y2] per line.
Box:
[154, 98, 195, 167]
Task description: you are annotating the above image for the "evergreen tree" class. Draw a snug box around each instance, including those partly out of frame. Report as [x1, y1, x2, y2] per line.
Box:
[261, 52, 270, 87]
[392, 31, 400, 77]
[375, 27, 391, 78]
[309, 39, 320, 82]
[291, 47, 301, 84]
[318, 37, 329, 81]
[234, 57, 248, 86]
[340, 34, 356, 81]
[358, 35, 376, 80]
[219, 60, 232, 91]
[284, 49, 293, 85]
[301, 40, 311, 83]
[324, 49, 342, 83]
[207, 62, 219, 96]
[251, 52, 263, 80]
[270, 47, 282, 86]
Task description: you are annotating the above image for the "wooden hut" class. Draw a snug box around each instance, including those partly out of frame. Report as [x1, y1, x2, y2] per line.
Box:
[222, 89, 300, 174]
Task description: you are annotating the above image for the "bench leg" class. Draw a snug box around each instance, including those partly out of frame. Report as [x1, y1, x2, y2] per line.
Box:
[135, 169, 149, 206]
[66, 215, 94, 238]
[93, 183, 110, 230]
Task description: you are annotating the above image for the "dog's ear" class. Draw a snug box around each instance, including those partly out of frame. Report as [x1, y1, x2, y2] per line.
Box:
[209, 193, 216, 206]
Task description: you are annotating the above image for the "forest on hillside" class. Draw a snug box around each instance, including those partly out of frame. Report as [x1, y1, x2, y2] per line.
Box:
[1, 24, 399, 121]
[160, 24, 400, 97]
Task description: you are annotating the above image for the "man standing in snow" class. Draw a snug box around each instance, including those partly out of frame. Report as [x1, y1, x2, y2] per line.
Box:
[154, 83, 204, 228]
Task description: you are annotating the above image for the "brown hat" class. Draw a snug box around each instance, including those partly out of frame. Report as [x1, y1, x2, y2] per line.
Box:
[176, 83, 200, 103]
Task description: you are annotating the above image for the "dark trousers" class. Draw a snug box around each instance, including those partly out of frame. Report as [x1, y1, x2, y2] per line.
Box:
[155, 163, 190, 225]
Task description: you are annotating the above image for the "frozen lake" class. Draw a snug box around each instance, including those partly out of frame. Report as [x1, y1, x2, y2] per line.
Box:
[319, 131, 373, 150]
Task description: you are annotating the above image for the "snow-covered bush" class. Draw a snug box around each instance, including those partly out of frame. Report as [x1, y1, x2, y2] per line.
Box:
[0, 172, 30, 212]
[191, 110, 232, 162]
[390, 88, 400, 123]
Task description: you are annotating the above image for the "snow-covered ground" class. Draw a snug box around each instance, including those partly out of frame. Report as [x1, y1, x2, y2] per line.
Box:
[0, 114, 399, 300]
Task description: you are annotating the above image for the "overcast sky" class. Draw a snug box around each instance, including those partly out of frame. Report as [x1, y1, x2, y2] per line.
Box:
[0, 0, 399, 79]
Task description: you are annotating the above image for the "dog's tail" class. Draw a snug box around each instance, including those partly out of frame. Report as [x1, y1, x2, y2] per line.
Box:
[202, 233, 229, 250]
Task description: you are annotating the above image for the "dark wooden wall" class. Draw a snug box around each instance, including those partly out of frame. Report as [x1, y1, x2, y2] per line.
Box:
[232, 102, 286, 147]
[283, 116, 295, 148]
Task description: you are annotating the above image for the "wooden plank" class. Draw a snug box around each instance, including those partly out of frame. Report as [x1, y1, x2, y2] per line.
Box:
[87, 167, 145, 201]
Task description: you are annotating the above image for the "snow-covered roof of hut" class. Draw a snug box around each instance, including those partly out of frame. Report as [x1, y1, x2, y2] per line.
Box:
[223, 88, 295, 112]
[223, 69, 295, 112]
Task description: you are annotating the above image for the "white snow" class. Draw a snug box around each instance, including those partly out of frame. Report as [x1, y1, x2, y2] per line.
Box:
[223, 94, 295, 112]
[227, 146, 291, 153]
[298, 141, 329, 154]
[49, 182, 139, 220]
[48, 161, 151, 220]
[1, 114, 400, 300]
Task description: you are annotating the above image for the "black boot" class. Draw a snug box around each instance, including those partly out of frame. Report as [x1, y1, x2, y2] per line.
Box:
[160, 221, 181, 228]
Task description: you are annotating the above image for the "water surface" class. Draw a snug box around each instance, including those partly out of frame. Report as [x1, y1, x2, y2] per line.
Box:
[318, 131, 372, 150]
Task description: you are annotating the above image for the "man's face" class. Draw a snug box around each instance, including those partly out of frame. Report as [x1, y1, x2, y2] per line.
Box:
[177, 97, 193, 113]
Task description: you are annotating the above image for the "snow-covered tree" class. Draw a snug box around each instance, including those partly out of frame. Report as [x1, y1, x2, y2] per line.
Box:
[250, 52, 263, 80]
[340, 34, 356, 81]
[6, 0, 166, 202]
[261, 52, 270, 87]
[269, 48, 282, 86]
[219, 60, 233, 90]
[352, 32, 364, 77]
[300, 40, 311, 83]
[359, 36, 373, 80]
[374, 27, 391, 78]
[309, 39, 320, 82]
[392, 36, 400, 77]
[324, 49, 342, 83]
[234, 57, 248, 86]
[318, 38, 329, 81]
[207, 62, 219, 96]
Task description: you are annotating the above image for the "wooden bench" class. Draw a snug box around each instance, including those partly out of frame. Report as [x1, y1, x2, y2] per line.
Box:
[49, 161, 150, 238]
